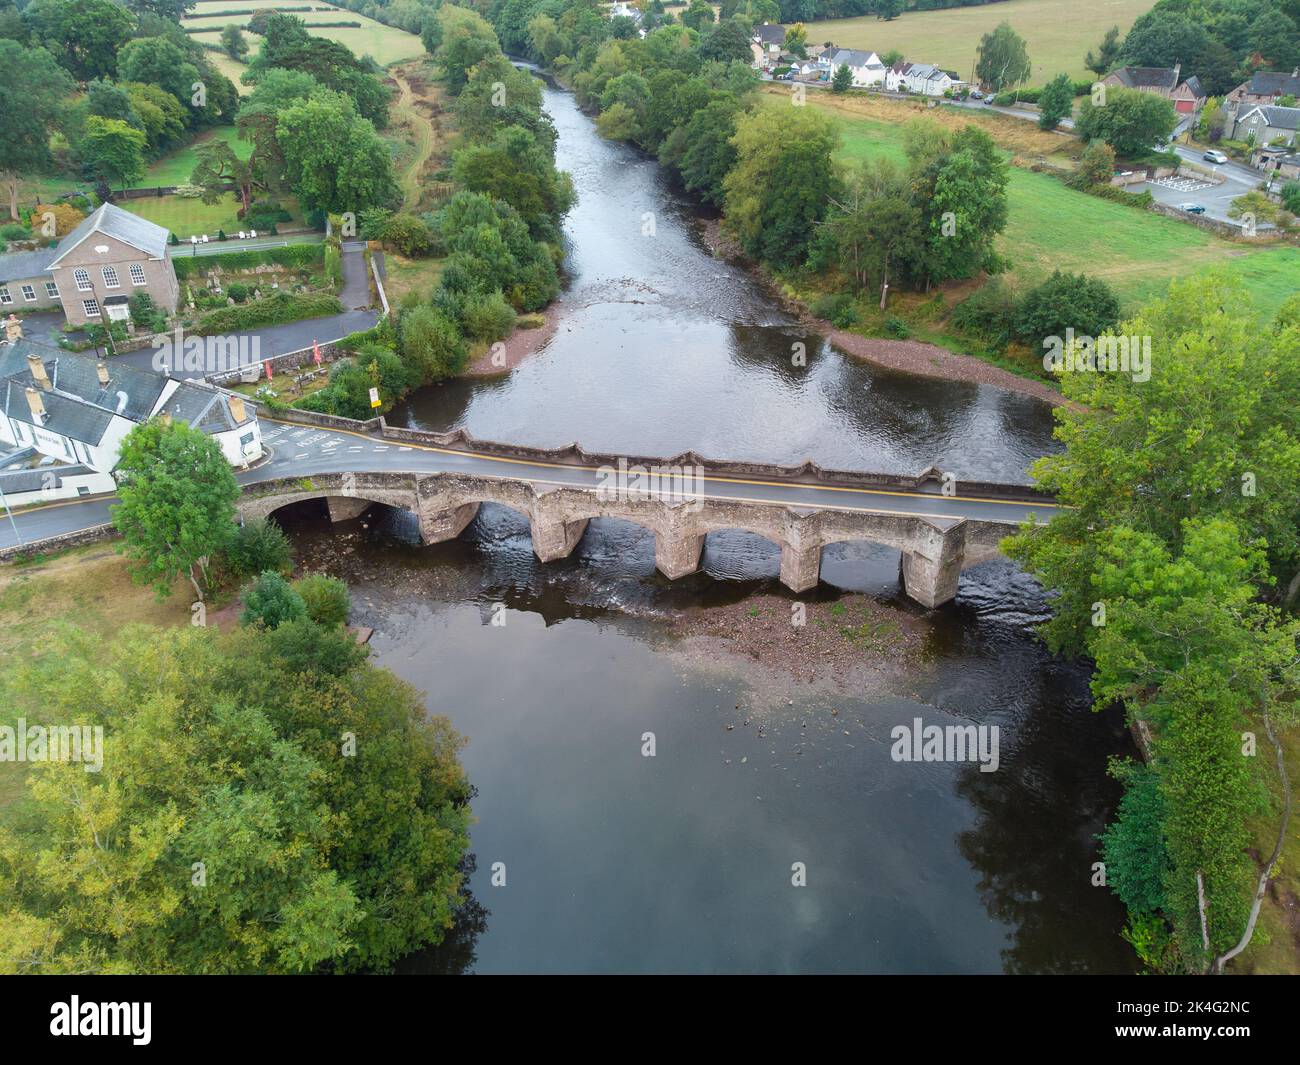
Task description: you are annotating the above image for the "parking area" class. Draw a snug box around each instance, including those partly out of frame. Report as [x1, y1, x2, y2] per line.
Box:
[1148, 175, 1215, 193]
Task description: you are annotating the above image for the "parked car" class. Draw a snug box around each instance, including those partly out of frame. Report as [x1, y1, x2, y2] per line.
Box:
[969, 89, 983, 100]
[1178, 202, 1207, 214]
[1203, 149, 1229, 164]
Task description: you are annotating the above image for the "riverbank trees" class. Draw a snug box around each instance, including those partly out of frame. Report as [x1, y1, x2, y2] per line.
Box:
[1006, 273, 1300, 971]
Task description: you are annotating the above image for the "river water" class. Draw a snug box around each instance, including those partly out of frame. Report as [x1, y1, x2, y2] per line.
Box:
[289, 83, 1136, 973]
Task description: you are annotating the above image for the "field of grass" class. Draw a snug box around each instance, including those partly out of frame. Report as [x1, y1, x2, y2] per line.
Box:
[786, 91, 1300, 319]
[144, 125, 251, 186]
[805, 0, 1159, 83]
[184, 0, 424, 66]
[123, 191, 304, 239]
[203, 49, 252, 94]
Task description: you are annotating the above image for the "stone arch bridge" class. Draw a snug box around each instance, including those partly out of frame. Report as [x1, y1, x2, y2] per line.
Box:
[239, 469, 1030, 608]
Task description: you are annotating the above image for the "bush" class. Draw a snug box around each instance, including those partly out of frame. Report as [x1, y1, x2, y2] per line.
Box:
[1013, 270, 1121, 345]
[399, 305, 467, 382]
[1280, 181, 1300, 215]
[172, 244, 324, 281]
[459, 290, 516, 342]
[227, 518, 294, 578]
[240, 571, 306, 629]
[810, 292, 859, 329]
[951, 279, 1020, 347]
[226, 282, 249, 303]
[194, 291, 344, 335]
[0, 222, 29, 242]
[293, 573, 351, 627]
[242, 200, 293, 231]
[883, 316, 910, 339]
[128, 291, 167, 333]
[371, 212, 434, 257]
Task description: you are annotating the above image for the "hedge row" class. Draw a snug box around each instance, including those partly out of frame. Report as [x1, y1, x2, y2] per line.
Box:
[192, 290, 343, 335]
[173, 243, 324, 279]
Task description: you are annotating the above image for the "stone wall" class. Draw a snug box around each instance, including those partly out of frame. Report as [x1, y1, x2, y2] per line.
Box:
[0, 523, 117, 564]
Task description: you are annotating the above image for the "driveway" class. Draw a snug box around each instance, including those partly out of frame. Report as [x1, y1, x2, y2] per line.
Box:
[1135, 146, 1265, 227]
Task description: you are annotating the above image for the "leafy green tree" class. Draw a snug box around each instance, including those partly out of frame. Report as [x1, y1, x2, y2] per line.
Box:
[191, 138, 261, 216]
[681, 0, 715, 32]
[975, 21, 1030, 92]
[1073, 139, 1116, 187]
[23, 0, 133, 82]
[831, 63, 853, 93]
[80, 116, 147, 190]
[112, 419, 239, 602]
[432, 4, 500, 94]
[0, 621, 471, 973]
[0, 40, 73, 220]
[220, 24, 249, 61]
[293, 573, 352, 627]
[450, 125, 572, 242]
[1084, 25, 1121, 77]
[784, 23, 808, 57]
[700, 19, 753, 64]
[399, 304, 467, 383]
[1037, 72, 1074, 131]
[122, 82, 189, 154]
[276, 90, 399, 216]
[116, 37, 204, 125]
[241, 571, 307, 629]
[1075, 86, 1176, 158]
[676, 95, 742, 207]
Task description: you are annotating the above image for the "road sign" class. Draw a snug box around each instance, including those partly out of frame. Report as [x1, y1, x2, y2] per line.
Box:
[369, 387, 381, 408]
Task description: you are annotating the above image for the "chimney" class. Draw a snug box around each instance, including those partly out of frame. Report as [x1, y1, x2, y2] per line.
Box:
[96, 360, 110, 386]
[160, 412, 172, 428]
[27, 353, 50, 390]
[25, 386, 46, 424]
[228, 394, 246, 423]
[1173, 62, 1180, 84]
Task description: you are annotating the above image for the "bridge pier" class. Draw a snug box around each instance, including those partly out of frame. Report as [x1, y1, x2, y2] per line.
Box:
[779, 540, 822, 593]
[418, 501, 480, 545]
[899, 521, 966, 609]
[655, 527, 705, 580]
[326, 496, 371, 523]
[530, 516, 590, 562]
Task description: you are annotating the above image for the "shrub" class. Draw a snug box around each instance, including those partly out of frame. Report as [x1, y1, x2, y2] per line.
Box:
[1013, 270, 1120, 345]
[1282, 181, 1300, 215]
[951, 279, 1020, 347]
[172, 244, 324, 281]
[217, 229, 228, 241]
[227, 518, 294, 578]
[226, 282, 249, 303]
[459, 290, 516, 342]
[810, 292, 859, 328]
[293, 573, 351, 627]
[242, 200, 292, 231]
[0, 222, 29, 242]
[399, 305, 466, 382]
[31, 202, 85, 236]
[193, 291, 343, 335]
[372, 212, 434, 257]
[883, 316, 910, 339]
[128, 291, 167, 333]
[240, 571, 306, 629]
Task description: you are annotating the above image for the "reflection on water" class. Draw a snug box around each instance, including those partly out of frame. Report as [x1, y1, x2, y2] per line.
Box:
[389, 86, 1058, 482]
[279, 503, 1136, 974]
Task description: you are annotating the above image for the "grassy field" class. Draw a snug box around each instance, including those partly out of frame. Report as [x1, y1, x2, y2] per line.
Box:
[779, 89, 1300, 320]
[144, 125, 251, 186]
[203, 49, 252, 93]
[805, 0, 1159, 83]
[184, 0, 424, 66]
[123, 191, 304, 239]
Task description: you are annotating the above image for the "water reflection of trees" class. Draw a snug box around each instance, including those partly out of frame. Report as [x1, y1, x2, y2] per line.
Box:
[395, 853, 490, 975]
[948, 629, 1137, 974]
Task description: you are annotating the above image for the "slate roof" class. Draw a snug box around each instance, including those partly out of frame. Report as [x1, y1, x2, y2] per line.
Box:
[1250, 105, 1300, 130]
[1246, 70, 1300, 97]
[0, 248, 58, 284]
[47, 202, 170, 268]
[156, 380, 255, 432]
[1109, 66, 1180, 92]
[0, 378, 114, 446]
[831, 49, 880, 68]
[756, 24, 786, 45]
[1178, 75, 1205, 99]
[0, 463, 94, 493]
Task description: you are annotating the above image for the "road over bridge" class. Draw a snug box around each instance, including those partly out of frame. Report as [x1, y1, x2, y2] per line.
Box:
[2, 416, 1060, 608]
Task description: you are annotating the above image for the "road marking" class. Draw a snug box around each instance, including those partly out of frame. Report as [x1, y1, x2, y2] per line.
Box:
[265, 418, 1063, 513]
[294, 453, 307, 460]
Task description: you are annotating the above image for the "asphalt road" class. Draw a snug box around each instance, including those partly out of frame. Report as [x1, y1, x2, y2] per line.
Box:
[1133, 145, 1265, 227]
[0, 420, 1060, 551]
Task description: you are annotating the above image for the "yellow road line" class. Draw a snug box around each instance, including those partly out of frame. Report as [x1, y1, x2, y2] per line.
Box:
[266, 418, 1061, 511]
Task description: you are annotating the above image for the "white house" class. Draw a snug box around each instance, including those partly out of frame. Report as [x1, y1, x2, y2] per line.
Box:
[0, 340, 263, 474]
[829, 48, 886, 88]
[0, 462, 113, 505]
[902, 63, 963, 96]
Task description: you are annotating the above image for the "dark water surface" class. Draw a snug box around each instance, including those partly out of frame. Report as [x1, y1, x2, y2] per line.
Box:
[389, 86, 1057, 483]
[298, 81, 1133, 973]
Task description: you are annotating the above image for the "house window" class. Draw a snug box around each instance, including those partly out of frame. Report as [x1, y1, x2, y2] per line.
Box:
[73, 268, 92, 292]
[45, 282, 58, 299]
[83, 299, 101, 318]
[0, 287, 10, 305]
[129, 263, 147, 286]
[21, 285, 36, 302]
[102, 266, 120, 288]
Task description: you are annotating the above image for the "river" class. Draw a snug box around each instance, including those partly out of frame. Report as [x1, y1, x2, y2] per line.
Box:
[289, 82, 1137, 973]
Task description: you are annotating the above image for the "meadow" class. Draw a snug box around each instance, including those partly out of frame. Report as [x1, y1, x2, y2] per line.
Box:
[804, 0, 1159, 83]
[779, 89, 1300, 320]
[184, 0, 424, 66]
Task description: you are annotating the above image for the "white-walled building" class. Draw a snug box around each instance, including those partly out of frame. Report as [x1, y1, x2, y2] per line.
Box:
[829, 49, 886, 88]
[0, 341, 263, 474]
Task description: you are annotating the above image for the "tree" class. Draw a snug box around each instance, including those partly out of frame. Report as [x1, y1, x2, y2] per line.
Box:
[831, 63, 853, 93]
[79, 116, 148, 190]
[276, 90, 399, 216]
[1084, 25, 1120, 78]
[1012, 270, 1120, 344]
[681, 0, 715, 32]
[432, 5, 500, 94]
[0, 40, 73, 220]
[699, 18, 753, 64]
[785, 23, 808, 58]
[1037, 72, 1074, 131]
[399, 304, 466, 383]
[676, 95, 742, 207]
[975, 22, 1030, 92]
[220, 24, 249, 61]
[0, 621, 472, 974]
[1075, 86, 1177, 158]
[724, 104, 841, 268]
[111, 419, 239, 602]
[116, 37, 204, 126]
[294, 573, 351, 627]
[23, 0, 134, 82]
[1073, 139, 1115, 188]
[874, 0, 903, 19]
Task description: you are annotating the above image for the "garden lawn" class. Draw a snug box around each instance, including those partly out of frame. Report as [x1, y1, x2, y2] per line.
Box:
[122, 191, 304, 240]
[805, 0, 1158, 83]
[144, 126, 251, 186]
